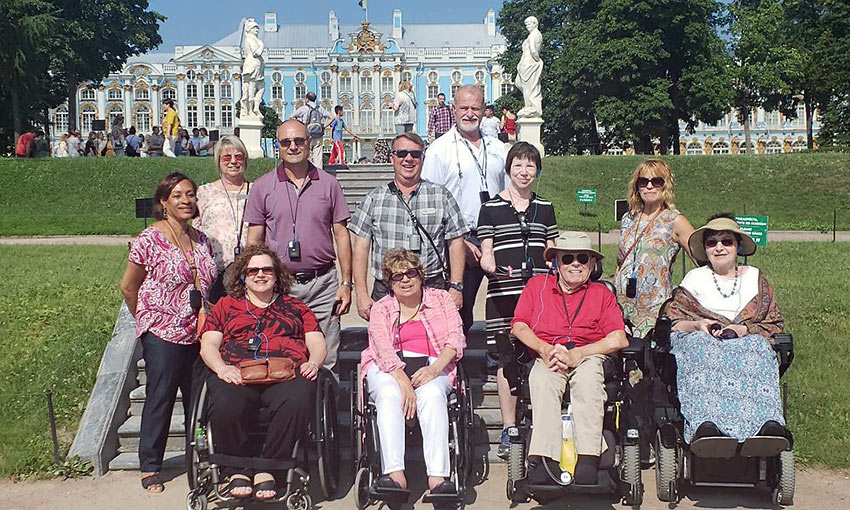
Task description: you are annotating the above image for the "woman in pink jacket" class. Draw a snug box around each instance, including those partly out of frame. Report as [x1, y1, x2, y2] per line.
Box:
[361, 248, 465, 496]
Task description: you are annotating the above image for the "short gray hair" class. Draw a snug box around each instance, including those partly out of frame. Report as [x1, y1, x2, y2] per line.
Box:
[214, 135, 250, 172]
[453, 84, 485, 106]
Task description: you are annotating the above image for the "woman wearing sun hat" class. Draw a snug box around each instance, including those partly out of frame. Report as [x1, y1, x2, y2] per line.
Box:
[666, 213, 790, 447]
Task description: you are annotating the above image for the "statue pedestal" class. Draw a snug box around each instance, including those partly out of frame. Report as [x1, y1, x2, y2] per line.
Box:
[516, 116, 545, 157]
[237, 115, 265, 159]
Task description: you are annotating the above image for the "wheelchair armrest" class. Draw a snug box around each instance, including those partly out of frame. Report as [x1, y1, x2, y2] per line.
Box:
[621, 335, 644, 357]
[773, 333, 794, 376]
[653, 316, 673, 351]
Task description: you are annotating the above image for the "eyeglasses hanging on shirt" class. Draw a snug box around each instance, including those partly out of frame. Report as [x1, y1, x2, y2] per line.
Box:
[454, 130, 490, 204]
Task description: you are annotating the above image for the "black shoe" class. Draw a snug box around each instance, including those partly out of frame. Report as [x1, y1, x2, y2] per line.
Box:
[527, 457, 561, 486]
[758, 420, 793, 446]
[693, 421, 723, 441]
[574, 455, 600, 485]
[375, 475, 402, 490]
[431, 480, 456, 494]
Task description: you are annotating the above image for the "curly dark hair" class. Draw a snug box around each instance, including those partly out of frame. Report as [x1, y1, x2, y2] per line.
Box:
[224, 244, 294, 298]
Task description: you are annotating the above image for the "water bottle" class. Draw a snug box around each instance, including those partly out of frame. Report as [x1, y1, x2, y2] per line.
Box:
[560, 407, 577, 482]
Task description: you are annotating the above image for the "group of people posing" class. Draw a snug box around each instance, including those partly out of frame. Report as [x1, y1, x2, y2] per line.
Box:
[120, 83, 789, 499]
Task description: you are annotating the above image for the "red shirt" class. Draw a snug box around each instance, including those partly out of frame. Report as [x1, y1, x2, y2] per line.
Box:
[201, 294, 321, 365]
[16, 132, 34, 157]
[511, 274, 624, 348]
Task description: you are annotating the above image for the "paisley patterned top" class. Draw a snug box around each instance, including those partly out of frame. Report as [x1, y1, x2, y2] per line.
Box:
[129, 226, 218, 344]
[194, 182, 250, 270]
[614, 208, 680, 338]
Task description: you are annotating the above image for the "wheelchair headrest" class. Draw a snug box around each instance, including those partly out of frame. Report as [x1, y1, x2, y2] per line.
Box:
[590, 259, 603, 282]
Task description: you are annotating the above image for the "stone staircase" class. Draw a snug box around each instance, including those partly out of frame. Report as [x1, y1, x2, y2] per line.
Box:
[108, 324, 508, 471]
[331, 163, 394, 212]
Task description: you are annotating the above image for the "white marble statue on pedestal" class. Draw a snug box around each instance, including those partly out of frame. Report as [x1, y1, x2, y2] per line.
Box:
[239, 18, 265, 119]
[515, 16, 543, 118]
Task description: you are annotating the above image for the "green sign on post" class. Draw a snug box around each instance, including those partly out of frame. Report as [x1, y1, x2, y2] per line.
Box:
[577, 189, 597, 204]
[735, 215, 769, 246]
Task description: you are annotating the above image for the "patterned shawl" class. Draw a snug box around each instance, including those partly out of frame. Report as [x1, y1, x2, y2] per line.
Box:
[666, 269, 784, 338]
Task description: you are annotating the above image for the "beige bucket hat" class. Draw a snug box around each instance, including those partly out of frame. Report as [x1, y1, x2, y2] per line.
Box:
[543, 231, 604, 262]
[688, 216, 756, 264]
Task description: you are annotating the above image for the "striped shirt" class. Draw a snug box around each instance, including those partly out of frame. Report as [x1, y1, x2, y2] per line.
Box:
[477, 194, 558, 342]
[348, 180, 469, 279]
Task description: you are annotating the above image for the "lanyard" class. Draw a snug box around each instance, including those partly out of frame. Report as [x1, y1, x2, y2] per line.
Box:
[454, 131, 488, 190]
[220, 180, 249, 256]
[245, 294, 277, 359]
[558, 283, 589, 343]
[284, 175, 310, 238]
[163, 220, 199, 287]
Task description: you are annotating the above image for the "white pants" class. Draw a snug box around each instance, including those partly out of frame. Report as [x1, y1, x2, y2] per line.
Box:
[366, 363, 452, 477]
[309, 137, 323, 169]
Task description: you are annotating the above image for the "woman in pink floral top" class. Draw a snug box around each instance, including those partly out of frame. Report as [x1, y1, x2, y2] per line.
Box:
[121, 172, 217, 493]
[361, 248, 465, 496]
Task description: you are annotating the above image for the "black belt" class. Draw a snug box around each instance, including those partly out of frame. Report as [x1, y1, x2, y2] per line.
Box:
[293, 264, 334, 284]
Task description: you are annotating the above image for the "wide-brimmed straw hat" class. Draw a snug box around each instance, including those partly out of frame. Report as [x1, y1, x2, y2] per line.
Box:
[688, 216, 756, 264]
[543, 232, 604, 261]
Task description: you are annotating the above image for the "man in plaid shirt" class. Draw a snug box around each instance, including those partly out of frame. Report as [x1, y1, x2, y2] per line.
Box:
[427, 93, 455, 142]
[349, 132, 469, 320]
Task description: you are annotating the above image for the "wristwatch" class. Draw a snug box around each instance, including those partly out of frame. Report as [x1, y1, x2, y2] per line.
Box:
[449, 282, 464, 292]
[340, 280, 354, 289]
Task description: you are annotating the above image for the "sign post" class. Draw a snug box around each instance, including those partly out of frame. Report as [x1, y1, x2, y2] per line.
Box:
[734, 214, 769, 247]
[577, 188, 597, 216]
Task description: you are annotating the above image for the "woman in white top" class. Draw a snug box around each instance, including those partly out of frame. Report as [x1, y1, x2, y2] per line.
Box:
[194, 135, 251, 302]
[392, 81, 416, 133]
[666, 214, 789, 446]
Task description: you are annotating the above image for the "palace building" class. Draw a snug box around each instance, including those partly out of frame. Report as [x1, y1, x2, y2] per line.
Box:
[52, 8, 818, 156]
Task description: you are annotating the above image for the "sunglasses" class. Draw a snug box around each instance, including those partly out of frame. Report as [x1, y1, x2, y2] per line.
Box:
[245, 266, 275, 277]
[561, 253, 590, 265]
[279, 137, 308, 147]
[637, 177, 665, 189]
[221, 153, 245, 163]
[391, 149, 423, 159]
[705, 238, 735, 248]
[390, 268, 420, 282]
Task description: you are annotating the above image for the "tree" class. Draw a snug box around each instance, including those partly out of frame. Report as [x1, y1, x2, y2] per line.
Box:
[0, 0, 59, 143]
[727, 0, 804, 154]
[498, 0, 732, 155]
[52, 0, 164, 131]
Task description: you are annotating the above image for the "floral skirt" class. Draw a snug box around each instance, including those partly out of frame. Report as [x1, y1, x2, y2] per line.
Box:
[670, 331, 784, 443]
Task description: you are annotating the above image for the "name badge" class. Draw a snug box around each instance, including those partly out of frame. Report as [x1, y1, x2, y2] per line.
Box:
[419, 207, 437, 215]
[235, 193, 249, 200]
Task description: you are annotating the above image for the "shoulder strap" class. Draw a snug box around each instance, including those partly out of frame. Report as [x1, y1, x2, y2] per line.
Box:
[387, 182, 448, 280]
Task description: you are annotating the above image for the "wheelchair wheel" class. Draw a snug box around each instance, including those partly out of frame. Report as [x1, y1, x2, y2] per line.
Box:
[772, 449, 795, 506]
[655, 430, 677, 502]
[458, 365, 475, 485]
[354, 466, 371, 510]
[186, 491, 207, 510]
[285, 491, 312, 510]
[349, 368, 362, 469]
[317, 372, 340, 499]
[187, 382, 209, 492]
[621, 443, 643, 506]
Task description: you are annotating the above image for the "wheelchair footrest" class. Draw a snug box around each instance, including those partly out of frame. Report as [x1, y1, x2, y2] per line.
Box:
[422, 489, 462, 503]
[371, 485, 410, 504]
[526, 469, 617, 495]
[690, 437, 739, 459]
[739, 436, 790, 458]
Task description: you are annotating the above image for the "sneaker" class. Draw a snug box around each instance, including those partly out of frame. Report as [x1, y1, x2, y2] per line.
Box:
[497, 428, 511, 459]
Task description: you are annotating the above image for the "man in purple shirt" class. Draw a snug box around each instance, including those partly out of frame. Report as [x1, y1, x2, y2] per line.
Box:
[245, 120, 353, 373]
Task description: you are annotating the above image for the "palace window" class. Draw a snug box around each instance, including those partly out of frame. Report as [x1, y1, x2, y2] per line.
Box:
[80, 106, 96, 133]
[271, 83, 283, 100]
[135, 106, 150, 133]
[339, 75, 352, 93]
[186, 83, 198, 98]
[108, 106, 124, 129]
[54, 107, 69, 133]
[294, 83, 306, 100]
[765, 141, 782, 154]
[381, 102, 394, 133]
[187, 105, 198, 128]
[162, 88, 176, 101]
[203, 83, 215, 99]
[220, 82, 232, 98]
[221, 104, 233, 128]
[80, 88, 96, 101]
[204, 104, 215, 127]
[107, 88, 122, 101]
[360, 71, 373, 93]
[320, 82, 332, 100]
[203, 70, 214, 81]
[135, 87, 150, 101]
[501, 82, 514, 96]
[427, 84, 439, 100]
[381, 75, 393, 93]
[712, 141, 730, 155]
[360, 104, 374, 133]
[186, 70, 197, 81]
[686, 141, 703, 155]
[220, 70, 231, 81]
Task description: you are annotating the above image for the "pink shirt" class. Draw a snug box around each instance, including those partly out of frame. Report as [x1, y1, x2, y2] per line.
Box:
[362, 287, 465, 383]
[129, 226, 218, 344]
[398, 320, 432, 357]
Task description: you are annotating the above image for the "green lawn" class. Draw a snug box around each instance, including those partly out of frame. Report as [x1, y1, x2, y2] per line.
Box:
[1, 153, 849, 236]
[0, 242, 848, 477]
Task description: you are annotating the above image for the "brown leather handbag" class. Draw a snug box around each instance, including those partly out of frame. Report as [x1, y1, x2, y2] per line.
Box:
[237, 357, 296, 384]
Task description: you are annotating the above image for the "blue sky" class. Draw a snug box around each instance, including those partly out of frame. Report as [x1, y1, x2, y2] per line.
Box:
[148, 0, 503, 51]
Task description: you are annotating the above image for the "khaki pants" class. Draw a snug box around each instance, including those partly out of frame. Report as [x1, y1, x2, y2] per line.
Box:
[528, 355, 607, 461]
[309, 137, 324, 169]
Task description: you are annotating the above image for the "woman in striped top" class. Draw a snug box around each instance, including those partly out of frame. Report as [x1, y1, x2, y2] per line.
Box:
[477, 142, 558, 458]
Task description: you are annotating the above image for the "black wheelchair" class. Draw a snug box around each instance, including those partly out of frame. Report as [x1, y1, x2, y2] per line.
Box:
[501, 279, 646, 508]
[649, 304, 796, 506]
[349, 361, 477, 510]
[186, 368, 340, 510]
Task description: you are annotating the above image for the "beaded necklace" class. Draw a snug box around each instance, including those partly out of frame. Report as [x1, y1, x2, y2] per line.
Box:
[711, 265, 739, 298]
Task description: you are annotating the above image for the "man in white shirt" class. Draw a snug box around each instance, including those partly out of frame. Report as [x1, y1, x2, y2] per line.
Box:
[480, 104, 501, 138]
[421, 84, 507, 333]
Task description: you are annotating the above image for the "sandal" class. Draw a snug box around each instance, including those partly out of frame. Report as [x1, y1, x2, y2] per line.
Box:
[140, 473, 164, 493]
[253, 473, 277, 501]
[225, 474, 253, 499]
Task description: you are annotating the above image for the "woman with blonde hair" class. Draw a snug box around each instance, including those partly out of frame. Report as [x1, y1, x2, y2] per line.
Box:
[613, 159, 694, 338]
[392, 80, 416, 133]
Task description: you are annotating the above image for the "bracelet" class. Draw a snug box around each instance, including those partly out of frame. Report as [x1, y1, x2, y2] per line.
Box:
[340, 280, 354, 289]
